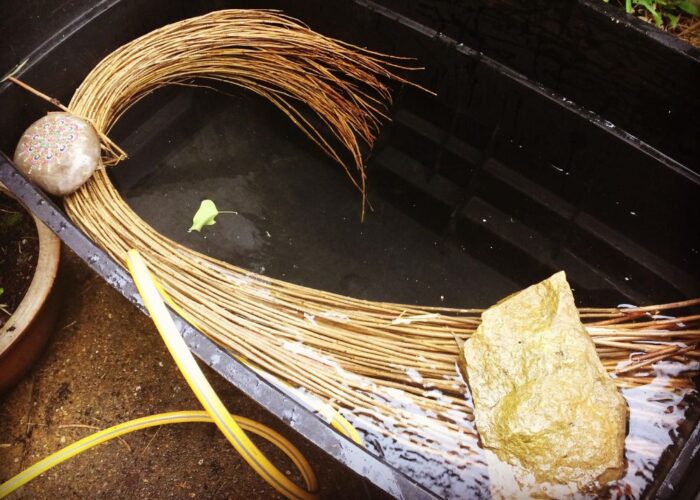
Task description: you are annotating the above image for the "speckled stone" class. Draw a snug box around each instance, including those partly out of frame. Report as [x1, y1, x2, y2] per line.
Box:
[13, 112, 100, 196]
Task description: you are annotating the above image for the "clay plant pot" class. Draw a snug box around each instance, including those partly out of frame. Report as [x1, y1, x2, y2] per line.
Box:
[0, 185, 61, 393]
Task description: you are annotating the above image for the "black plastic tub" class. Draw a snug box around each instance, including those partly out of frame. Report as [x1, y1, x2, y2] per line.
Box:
[367, 0, 700, 171]
[1, 0, 699, 498]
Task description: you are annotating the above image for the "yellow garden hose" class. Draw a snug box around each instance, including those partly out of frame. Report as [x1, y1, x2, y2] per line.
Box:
[152, 281, 363, 446]
[0, 249, 364, 498]
[0, 411, 316, 497]
[0, 250, 320, 500]
[124, 249, 318, 500]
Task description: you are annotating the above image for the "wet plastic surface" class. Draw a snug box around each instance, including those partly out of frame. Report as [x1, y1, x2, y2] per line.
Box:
[1, 0, 699, 498]
[365, 0, 700, 170]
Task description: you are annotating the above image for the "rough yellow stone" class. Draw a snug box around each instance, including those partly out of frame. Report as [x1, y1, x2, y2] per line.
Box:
[461, 272, 627, 486]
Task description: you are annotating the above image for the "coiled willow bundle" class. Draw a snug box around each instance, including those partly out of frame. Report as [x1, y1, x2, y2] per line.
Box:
[62, 10, 698, 465]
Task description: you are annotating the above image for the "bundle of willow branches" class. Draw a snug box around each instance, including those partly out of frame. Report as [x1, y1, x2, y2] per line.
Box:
[56, 10, 698, 465]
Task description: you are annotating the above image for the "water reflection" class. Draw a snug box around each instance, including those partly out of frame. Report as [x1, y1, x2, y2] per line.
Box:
[336, 359, 698, 499]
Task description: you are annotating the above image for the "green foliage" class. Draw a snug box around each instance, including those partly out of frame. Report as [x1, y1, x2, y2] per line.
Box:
[606, 0, 699, 28]
[0, 211, 22, 230]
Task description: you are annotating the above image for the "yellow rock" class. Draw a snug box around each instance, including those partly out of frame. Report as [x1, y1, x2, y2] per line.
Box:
[461, 272, 627, 486]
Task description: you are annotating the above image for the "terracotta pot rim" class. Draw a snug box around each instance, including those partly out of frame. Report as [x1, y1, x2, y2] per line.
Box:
[0, 186, 61, 355]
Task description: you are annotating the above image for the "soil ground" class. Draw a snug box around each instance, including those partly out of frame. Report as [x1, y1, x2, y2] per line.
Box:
[0, 248, 387, 499]
[0, 193, 38, 326]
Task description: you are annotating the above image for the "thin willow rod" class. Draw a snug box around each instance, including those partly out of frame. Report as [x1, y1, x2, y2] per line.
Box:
[597, 337, 698, 345]
[592, 339, 683, 352]
[592, 330, 700, 339]
[580, 312, 627, 319]
[345, 369, 464, 397]
[589, 315, 651, 326]
[616, 348, 695, 375]
[592, 317, 699, 331]
[594, 315, 700, 330]
[630, 343, 697, 363]
[617, 375, 695, 387]
[330, 356, 460, 384]
[619, 298, 700, 313]
[579, 307, 624, 312]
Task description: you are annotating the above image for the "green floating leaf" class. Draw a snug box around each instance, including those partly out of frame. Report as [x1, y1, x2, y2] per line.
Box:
[0, 288, 4, 297]
[189, 199, 220, 232]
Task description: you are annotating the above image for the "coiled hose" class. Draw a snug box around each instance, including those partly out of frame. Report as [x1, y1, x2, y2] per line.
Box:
[0, 250, 362, 498]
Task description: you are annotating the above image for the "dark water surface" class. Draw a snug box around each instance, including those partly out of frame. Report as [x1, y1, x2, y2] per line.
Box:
[110, 83, 699, 310]
[108, 84, 699, 499]
[106, 7, 699, 497]
[111, 87, 518, 309]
